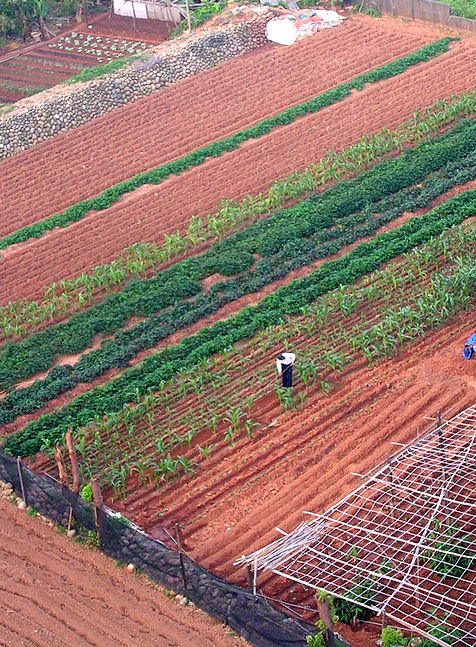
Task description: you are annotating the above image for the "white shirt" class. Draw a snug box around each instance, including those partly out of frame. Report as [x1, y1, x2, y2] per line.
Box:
[276, 352, 296, 374]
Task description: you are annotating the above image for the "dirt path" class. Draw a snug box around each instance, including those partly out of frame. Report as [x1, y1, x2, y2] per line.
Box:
[0, 495, 244, 647]
[0, 38, 474, 306]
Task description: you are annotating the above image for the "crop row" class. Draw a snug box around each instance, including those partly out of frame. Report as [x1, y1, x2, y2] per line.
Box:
[0, 37, 456, 252]
[0, 117, 475, 404]
[2, 91, 475, 342]
[3, 185, 476, 458]
[48, 225, 474, 496]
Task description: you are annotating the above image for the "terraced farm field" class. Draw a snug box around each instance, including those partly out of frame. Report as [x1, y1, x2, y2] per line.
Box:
[0, 16, 166, 103]
[1, 10, 476, 646]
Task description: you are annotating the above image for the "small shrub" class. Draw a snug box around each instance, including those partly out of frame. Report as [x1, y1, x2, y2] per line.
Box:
[381, 627, 404, 647]
[80, 483, 93, 502]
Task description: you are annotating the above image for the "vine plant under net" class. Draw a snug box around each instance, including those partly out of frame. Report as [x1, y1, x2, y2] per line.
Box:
[236, 403, 476, 646]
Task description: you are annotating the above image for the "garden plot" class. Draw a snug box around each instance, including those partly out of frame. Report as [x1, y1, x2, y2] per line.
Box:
[0, 22, 161, 103]
[1, 12, 476, 646]
[32, 223, 475, 512]
[0, 496, 240, 647]
[47, 32, 154, 63]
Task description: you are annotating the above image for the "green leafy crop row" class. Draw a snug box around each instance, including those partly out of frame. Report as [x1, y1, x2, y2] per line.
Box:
[3, 90, 475, 344]
[3, 186, 476, 458]
[1, 117, 474, 401]
[0, 37, 456, 253]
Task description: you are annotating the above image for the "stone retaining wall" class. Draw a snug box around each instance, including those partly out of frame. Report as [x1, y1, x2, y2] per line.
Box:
[366, 0, 476, 32]
[0, 9, 271, 160]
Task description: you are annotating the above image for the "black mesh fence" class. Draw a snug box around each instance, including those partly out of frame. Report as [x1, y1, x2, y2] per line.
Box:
[0, 451, 351, 647]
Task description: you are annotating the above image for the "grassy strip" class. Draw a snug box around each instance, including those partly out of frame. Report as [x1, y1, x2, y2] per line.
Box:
[1, 118, 475, 394]
[0, 36, 456, 252]
[2, 90, 476, 340]
[3, 189, 475, 457]
[64, 55, 142, 85]
[0, 82, 45, 96]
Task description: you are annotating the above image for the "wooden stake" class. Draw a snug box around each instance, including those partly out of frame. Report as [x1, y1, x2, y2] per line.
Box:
[381, 610, 388, 629]
[175, 523, 188, 600]
[92, 474, 105, 545]
[16, 457, 27, 506]
[55, 446, 69, 488]
[65, 428, 81, 494]
[91, 475, 104, 509]
[246, 565, 253, 592]
[316, 595, 335, 647]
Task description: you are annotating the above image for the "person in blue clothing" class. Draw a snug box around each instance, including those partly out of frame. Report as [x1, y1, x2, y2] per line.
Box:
[463, 332, 476, 359]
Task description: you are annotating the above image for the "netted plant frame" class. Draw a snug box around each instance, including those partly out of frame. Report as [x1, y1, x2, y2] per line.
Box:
[236, 404, 476, 646]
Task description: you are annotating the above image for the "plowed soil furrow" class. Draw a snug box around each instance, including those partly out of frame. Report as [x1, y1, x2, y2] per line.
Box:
[1, 41, 475, 306]
[125, 312, 475, 583]
[0, 17, 435, 232]
[0, 496, 245, 647]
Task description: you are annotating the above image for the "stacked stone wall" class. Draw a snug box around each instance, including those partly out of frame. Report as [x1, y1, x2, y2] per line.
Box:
[0, 11, 270, 160]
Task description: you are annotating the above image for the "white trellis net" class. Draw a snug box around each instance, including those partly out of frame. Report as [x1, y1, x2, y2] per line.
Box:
[235, 403, 476, 646]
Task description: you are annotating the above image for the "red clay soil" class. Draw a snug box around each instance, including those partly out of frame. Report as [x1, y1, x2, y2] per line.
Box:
[1, 37, 475, 306]
[86, 12, 172, 41]
[0, 15, 437, 235]
[123, 311, 475, 640]
[0, 494, 244, 647]
[3, 185, 471, 435]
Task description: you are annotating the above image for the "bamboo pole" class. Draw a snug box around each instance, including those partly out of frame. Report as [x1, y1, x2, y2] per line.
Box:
[92, 474, 105, 545]
[55, 446, 69, 488]
[16, 457, 27, 506]
[184, 0, 191, 34]
[436, 411, 447, 483]
[131, 0, 139, 31]
[65, 428, 81, 493]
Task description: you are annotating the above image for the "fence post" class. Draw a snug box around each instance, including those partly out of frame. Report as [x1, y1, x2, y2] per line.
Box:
[65, 428, 81, 532]
[316, 593, 335, 647]
[16, 457, 27, 506]
[246, 565, 253, 592]
[175, 523, 188, 601]
[65, 428, 81, 493]
[55, 446, 69, 488]
[91, 475, 106, 545]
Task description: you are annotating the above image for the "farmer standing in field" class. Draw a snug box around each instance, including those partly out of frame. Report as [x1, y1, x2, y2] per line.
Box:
[276, 352, 296, 388]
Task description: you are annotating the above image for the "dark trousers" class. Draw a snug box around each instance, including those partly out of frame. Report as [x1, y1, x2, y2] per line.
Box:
[282, 364, 293, 387]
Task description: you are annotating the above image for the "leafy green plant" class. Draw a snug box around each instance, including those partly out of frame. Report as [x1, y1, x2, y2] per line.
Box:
[4, 171, 476, 456]
[423, 524, 475, 579]
[80, 483, 93, 502]
[381, 627, 404, 647]
[333, 578, 378, 624]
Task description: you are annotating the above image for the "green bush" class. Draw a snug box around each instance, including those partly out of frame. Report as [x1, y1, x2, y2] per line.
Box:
[381, 627, 404, 647]
[80, 483, 93, 502]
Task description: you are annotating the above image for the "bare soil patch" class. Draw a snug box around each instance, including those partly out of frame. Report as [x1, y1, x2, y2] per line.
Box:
[0, 495, 246, 647]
